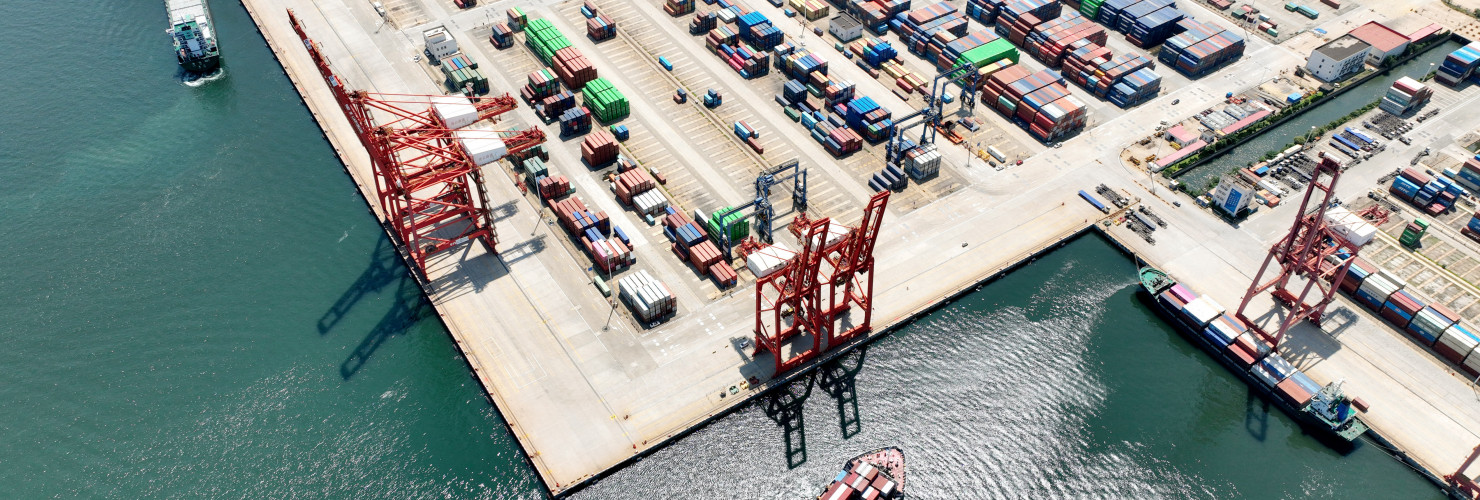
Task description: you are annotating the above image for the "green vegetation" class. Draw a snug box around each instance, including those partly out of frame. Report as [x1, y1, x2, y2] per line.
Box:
[1159, 91, 1325, 176]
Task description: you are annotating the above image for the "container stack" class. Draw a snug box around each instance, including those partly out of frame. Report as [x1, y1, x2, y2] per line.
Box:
[964, 0, 1006, 24]
[524, 18, 572, 66]
[1078, 0, 1104, 19]
[489, 22, 514, 49]
[996, 4, 1048, 47]
[1094, 0, 1135, 24]
[1436, 41, 1480, 86]
[619, 270, 676, 322]
[1437, 323, 1480, 367]
[904, 143, 942, 179]
[871, 164, 909, 191]
[1089, 53, 1154, 97]
[717, 42, 772, 78]
[582, 78, 629, 122]
[705, 25, 739, 51]
[537, 90, 577, 121]
[855, 36, 898, 67]
[982, 65, 1087, 142]
[738, 12, 785, 51]
[553, 47, 597, 90]
[707, 208, 750, 242]
[1379, 76, 1433, 116]
[551, 196, 610, 240]
[1380, 290, 1424, 330]
[1159, 18, 1245, 77]
[1126, 5, 1185, 48]
[1023, 11, 1107, 66]
[779, 49, 829, 80]
[690, 11, 716, 34]
[581, 129, 620, 167]
[845, 96, 894, 143]
[941, 30, 1000, 68]
[587, 14, 617, 41]
[894, 3, 968, 53]
[506, 8, 528, 30]
[953, 36, 1019, 71]
[1113, 0, 1174, 33]
[614, 168, 656, 205]
[522, 69, 562, 103]
[790, 0, 831, 20]
[537, 175, 572, 200]
[560, 106, 592, 135]
[1107, 67, 1161, 107]
[666, 0, 696, 16]
[1407, 304, 1459, 346]
[1061, 38, 1113, 90]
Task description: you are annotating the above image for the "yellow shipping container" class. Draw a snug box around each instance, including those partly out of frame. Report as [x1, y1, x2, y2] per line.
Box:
[788, 0, 805, 9]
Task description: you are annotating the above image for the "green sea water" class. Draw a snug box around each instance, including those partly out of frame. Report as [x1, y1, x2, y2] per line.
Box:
[0, 2, 1446, 498]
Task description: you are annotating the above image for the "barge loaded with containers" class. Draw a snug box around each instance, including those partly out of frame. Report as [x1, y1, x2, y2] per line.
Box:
[166, 0, 221, 74]
[818, 447, 904, 500]
[1139, 265, 1370, 446]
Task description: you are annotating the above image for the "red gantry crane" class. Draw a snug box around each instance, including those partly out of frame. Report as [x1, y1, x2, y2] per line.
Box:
[756, 191, 890, 376]
[1234, 154, 1359, 349]
[288, 10, 545, 275]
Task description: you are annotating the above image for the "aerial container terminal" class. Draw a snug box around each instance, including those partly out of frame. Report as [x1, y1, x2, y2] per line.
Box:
[236, 0, 1480, 496]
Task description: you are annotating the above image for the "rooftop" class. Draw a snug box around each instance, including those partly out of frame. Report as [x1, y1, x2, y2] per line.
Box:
[1348, 21, 1409, 53]
[831, 13, 862, 30]
[1315, 34, 1372, 61]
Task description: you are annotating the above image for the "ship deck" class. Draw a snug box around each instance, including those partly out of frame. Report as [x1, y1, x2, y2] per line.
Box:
[238, 0, 1480, 495]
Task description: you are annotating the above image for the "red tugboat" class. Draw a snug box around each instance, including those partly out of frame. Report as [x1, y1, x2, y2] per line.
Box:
[818, 447, 905, 499]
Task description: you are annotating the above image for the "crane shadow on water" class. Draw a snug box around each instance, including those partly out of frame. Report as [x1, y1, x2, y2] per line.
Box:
[315, 236, 436, 379]
[819, 346, 868, 440]
[338, 273, 433, 379]
[317, 237, 402, 335]
[1245, 387, 1270, 443]
[765, 371, 816, 469]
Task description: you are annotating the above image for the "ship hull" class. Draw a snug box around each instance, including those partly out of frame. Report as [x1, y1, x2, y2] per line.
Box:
[1137, 283, 1366, 451]
[179, 53, 220, 74]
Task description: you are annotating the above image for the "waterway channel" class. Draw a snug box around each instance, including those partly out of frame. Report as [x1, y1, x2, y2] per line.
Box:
[1176, 39, 1463, 191]
[0, 2, 1450, 498]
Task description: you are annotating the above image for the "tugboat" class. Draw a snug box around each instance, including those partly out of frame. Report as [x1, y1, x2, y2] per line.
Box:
[818, 447, 904, 499]
[167, 0, 221, 74]
[1138, 263, 1369, 445]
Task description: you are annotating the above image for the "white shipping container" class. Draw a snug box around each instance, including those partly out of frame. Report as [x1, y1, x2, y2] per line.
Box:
[432, 95, 479, 129]
[1182, 297, 1222, 327]
[1357, 273, 1398, 300]
[746, 242, 797, 278]
[1464, 347, 1480, 374]
[1251, 363, 1281, 387]
[987, 146, 1007, 162]
[1439, 323, 1479, 354]
[1322, 207, 1377, 247]
[1261, 353, 1295, 381]
[423, 26, 459, 58]
[456, 130, 508, 165]
[634, 190, 668, 216]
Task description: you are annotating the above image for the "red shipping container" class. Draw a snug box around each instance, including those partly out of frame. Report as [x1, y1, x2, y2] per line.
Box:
[581, 129, 619, 166]
[553, 47, 597, 89]
[709, 262, 738, 288]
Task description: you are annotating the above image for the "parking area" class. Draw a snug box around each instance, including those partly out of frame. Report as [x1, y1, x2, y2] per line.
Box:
[376, 0, 428, 28]
[1205, 0, 1361, 43]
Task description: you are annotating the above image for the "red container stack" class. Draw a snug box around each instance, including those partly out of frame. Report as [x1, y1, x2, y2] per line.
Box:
[665, 0, 695, 16]
[553, 47, 597, 90]
[538, 175, 571, 200]
[581, 129, 619, 167]
[614, 169, 656, 205]
[587, 14, 617, 41]
[1061, 39, 1113, 90]
[709, 262, 737, 288]
[688, 240, 723, 269]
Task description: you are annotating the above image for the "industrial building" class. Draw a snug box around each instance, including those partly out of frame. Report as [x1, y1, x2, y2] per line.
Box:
[1211, 175, 1255, 216]
[1347, 21, 1410, 65]
[1305, 35, 1371, 82]
[829, 13, 863, 42]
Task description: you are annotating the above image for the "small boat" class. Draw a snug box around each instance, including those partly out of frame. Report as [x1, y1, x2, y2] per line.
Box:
[818, 447, 904, 499]
[1138, 263, 1369, 446]
[167, 0, 221, 74]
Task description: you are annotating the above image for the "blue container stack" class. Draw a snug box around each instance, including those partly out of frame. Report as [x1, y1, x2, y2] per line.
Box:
[1391, 176, 1421, 200]
[1158, 18, 1244, 77]
[560, 107, 592, 135]
[964, 0, 1007, 24]
[783, 79, 808, 103]
[738, 12, 784, 51]
[1437, 42, 1480, 85]
[860, 37, 897, 67]
[1107, 67, 1161, 107]
[1127, 6, 1184, 48]
[1095, 0, 1137, 24]
[1114, 0, 1174, 32]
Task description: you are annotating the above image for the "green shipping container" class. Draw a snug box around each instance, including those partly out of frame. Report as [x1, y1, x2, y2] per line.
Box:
[582, 78, 629, 122]
[1296, 5, 1318, 18]
[956, 39, 1020, 69]
[1284, 2, 1297, 10]
[708, 207, 749, 241]
[784, 107, 801, 121]
[997, 95, 1016, 112]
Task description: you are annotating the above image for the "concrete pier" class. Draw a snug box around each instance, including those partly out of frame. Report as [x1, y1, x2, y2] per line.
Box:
[239, 0, 1480, 495]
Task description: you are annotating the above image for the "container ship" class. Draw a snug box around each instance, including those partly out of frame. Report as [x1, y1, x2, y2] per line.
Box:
[818, 447, 904, 500]
[1139, 264, 1369, 445]
[167, 0, 221, 74]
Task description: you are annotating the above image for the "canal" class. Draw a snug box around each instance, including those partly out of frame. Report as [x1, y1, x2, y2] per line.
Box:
[1176, 39, 1463, 190]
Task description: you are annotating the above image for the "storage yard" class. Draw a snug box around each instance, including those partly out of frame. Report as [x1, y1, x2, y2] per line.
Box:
[241, 0, 1480, 495]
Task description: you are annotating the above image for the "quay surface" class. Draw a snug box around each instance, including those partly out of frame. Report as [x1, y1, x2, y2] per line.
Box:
[239, 0, 1480, 495]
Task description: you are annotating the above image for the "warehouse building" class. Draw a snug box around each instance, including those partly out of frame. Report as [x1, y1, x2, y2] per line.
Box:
[1347, 21, 1410, 65]
[1305, 35, 1371, 82]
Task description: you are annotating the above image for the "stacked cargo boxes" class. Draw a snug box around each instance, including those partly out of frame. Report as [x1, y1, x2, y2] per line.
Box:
[582, 78, 629, 122]
[1079, 0, 1104, 20]
[1380, 290, 1424, 330]
[525, 19, 572, 66]
[738, 12, 785, 51]
[587, 14, 617, 41]
[953, 38, 1020, 72]
[1337, 256, 1376, 294]
[1090, 53, 1154, 97]
[507, 7, 528, 30]
[553, 47, 597, 90]
[537, 175, 572, 200]
[581, 129, 620, 167]
[941, 30, 999, 67]
[1023, 11, 1107, 66]
[551, 196, 611, 240]
[522, 69, 561, 103]
[1159, 18, 1244, 77]
[1407, 304, 1459, 346]
[1438, 324, 1480, 369]
[490, 22, 514, 49]
[894, 3, 968, 54]
[790, 0, 831, 20]
[904, 143, 942, 179]
[440, 55, 490, 94]
[705, 25, 739, 50]
[1379, 76, 1433, 116]
[619, 270, 676, 322]
[855, 36, 898, 67]
[537, 90, 577, 121]
[845, 96, 894, 143]
[690, 11, 717, 34]
[983, 65, 1087, 141]
[1456, 158, 1480, 193]
[1126, 5, 1184, 47]
[560, 106, 592, 135]
[707, 208, 750, 242]
[717, 42, 772, 78]
[779, 49, 829, 80]
[963, 0, 1004, 24]
[1113, 0, 1173, 33]
[1437, 42, 1480, 86]
[1354, 270, 1402, 311]
[1061, 38, 1113, 89]
[1107, 67, 1161, 107]
[666, 0, 696, 16]
[614, 168, 656, 205]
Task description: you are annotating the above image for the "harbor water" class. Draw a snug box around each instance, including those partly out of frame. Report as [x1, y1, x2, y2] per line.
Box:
[1176, 39, 1463, 191]
[0, 1, 1447, 498]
